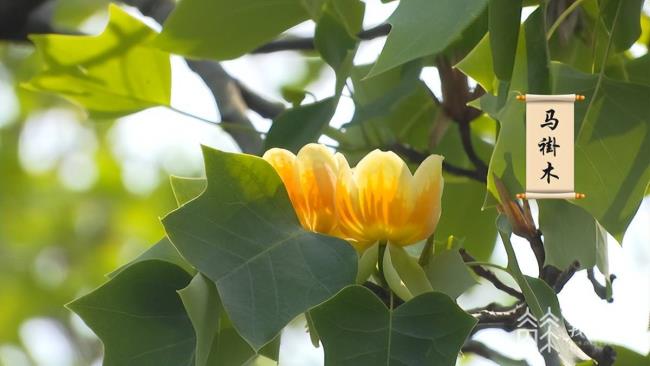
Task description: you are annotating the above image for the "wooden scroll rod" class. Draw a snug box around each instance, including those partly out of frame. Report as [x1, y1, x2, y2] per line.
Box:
[515, 94, 586, 101]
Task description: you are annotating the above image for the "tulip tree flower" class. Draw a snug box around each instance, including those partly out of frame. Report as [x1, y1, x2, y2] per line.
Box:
[264, 143, 444, 251]
[335, 150, 444, 249]
[263, 144, 339, 234]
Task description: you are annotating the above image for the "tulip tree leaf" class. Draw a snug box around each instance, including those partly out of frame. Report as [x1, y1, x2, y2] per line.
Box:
[423, 241, 477, 299]
[610, 346, 650, 365]
[497, 216, 587, 364]
[435, 179, 497, 261]
[552, 64, 650, 241]
[179, 274, 222, 366]
[162, 146, 358, 350]
[456, 34, 496, 93]
[472, 4, 649, 239]
[155, 0, 310, 60]
[24, 4, 171, 118]
[266, 0, 362, 153]
[108, 237, 195, 278]
[314, 0, 361, 91]
[264, 97, 338, 153]
[539, 200, 605, 270]
[601, 0, 644, 52]
[488, 0, 522, 81]
[356, 243, 378, 284]
[383, 244, 433, 301]
[170, 176, 207, 206]
[368, 0, 487, 77]
[178, 274, 280, 366]
[68, 260, 195, 366]
[310, 285, 477, 366]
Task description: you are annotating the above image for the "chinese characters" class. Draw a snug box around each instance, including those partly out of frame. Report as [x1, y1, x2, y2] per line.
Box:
[539, 109, 560, 184]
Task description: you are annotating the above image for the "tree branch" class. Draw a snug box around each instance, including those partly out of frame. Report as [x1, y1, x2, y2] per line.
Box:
[391, 143, 487, 183]
[122, 0, 265, 154]
[587, 268, 615, 302]
[252, 23, 391, 54]
[462, 340, 530, 366]
[235, 80, 286, 119]
[565, 320, 617, 366]
[460, 248, 525, 301]
[553, 260, 580, 293]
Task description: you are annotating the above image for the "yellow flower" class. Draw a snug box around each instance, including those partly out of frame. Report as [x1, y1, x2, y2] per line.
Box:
[263, 144, 444, 251]
[263, 144, 339, 234]
[335, 150, 444, 249]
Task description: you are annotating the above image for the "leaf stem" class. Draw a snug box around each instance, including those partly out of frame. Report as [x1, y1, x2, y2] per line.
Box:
[546, 0, 588, 41]
[167, 106, 265, 135]
[577, 0, 622, 140]
[418, 234, 435, 266]
[464, 261, 510, 274]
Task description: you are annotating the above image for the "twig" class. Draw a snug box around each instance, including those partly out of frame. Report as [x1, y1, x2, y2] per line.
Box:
[187, 60, 264, 154]
[235, 80, 285, 119]
[362, 281, 403, 309]
[462, 340, 530, 366]
[252, 23, 391, 54]
[471, 302, 526, 332]
[587, 268, 615, 302]
[552, 260, 580, 293]
[391, 143, 487, 183]
[123, 0, 266, 154]
[460, 249, 525, 301]
[565, 320, 617, 366]
[458, 120, 488, 176]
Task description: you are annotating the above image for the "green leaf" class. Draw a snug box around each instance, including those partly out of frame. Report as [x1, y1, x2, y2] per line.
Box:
[601, 0, 644, 52]
[497, 216, 586, 364]
[323, 0, 364, 36]
[422, 240, 477, 299]
[68, 260, 195, 366]
[310, 285, 477, 366]
[356, 243, 378, 284]
[340, 62, 436, 155]
[480, 10, 650, 239]
[108, 237, 195, 278]
[179, 274, 280, 366]
[170, 176, 207, 206]
[264, 97, 337, 153]
[281, 87, 307, 107]
[314, 1, 361, 91]
[435, 179, 498, 261]
[53, 0, 109, 28]
[382, 244, 433, 301]
[610, 346, 650, 365]
[552, 63, 650, 240]
[179, 274, 222, 366]
[524, 7, 551, 94]
[538, 200, 604, 270]
[24, 4, 171, 118]
[488, 0, 522, 81]
[154, 0, 310, 60]
[162, 146, 357, 350]
[456, 34, 496, 93]
[367, 0, 487, 77]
